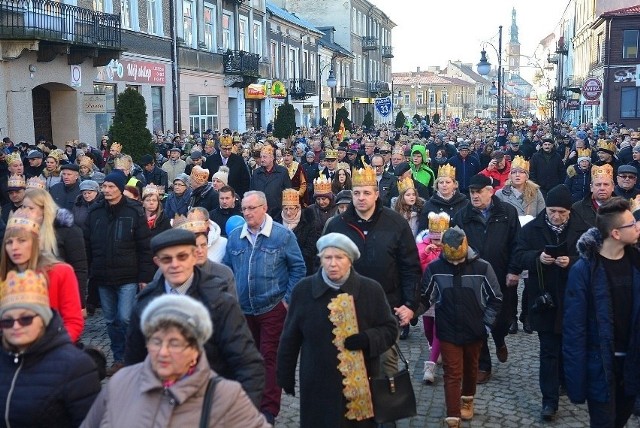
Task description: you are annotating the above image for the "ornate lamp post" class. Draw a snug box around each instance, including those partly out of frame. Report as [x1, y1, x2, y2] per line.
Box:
[477, 25, 503, 136]
[326, 68, 337, 127]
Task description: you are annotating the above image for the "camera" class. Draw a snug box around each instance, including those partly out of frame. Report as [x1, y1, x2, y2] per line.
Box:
[532, 292, 555, 313]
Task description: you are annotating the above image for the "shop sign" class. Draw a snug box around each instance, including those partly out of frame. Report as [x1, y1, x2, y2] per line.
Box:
[270, 80, 287, 98]
[584, 100, 601, 106]
[96, 59, 166, 84]
[245, 83, 266, 99]
[83, 94, 107, 113]
[582, 78, 603, 101]
[566, 99, 581, 110]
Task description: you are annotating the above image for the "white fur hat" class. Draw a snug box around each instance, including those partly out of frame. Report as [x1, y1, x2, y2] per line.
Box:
[212, 166, 230, 186]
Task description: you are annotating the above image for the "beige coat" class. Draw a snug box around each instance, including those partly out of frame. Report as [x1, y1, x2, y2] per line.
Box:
[80, 353, 270, 428]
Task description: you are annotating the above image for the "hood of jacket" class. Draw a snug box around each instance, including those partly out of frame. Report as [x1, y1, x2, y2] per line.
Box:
[55, 208, 75, 228]
[577, 227, 602, 260]
[411, 145, 428, 163]
[208, 219, 221, 245]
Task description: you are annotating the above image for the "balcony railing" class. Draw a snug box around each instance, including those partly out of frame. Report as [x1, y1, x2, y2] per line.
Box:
[381, 45, 393, 58]
[222, 49, 260, 77]
[289, 78, 316, 100]
[335, 87, 352, 101]
[368, 80, 390, 94]
[564, 75, 583, 89]
[362, 36, 377, 51]
[0, 0, 121, 48]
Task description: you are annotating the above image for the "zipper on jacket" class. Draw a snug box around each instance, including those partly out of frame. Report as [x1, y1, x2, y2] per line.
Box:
[5, 356, 24, 428]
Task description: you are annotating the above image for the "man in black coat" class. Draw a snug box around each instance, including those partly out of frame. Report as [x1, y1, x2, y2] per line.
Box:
[140, 154, 169, 193]
[529, 138, 566, 198]
[452, 174, 521, 384]
[209, 185, 241, 237]
[371, 154, 398, 207]
[205, 137, 250, 198]
[250, 146, 291, 218]
[49, 164, 81, 212]
[124, 228, 265, 407]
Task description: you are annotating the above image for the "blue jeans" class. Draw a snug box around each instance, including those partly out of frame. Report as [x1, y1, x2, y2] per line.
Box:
[99, 283, 138, 362]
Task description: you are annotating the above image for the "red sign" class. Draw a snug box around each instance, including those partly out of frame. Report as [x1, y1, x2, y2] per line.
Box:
[584, 100, 601, 106]
[582, 78, 603, 101]
[96, 59, 166, 85]
[245, 84, 266, 100]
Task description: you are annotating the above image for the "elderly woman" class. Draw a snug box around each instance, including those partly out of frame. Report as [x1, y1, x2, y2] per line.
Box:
[0, 270, 101, 428]
[81, 294, 269, 428]
[277, 233, 398, 427]
[280, 189, 317, 275]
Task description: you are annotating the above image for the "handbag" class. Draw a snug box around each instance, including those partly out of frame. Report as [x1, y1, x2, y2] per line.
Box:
[369, 344, 417, 423]
[199, 376, 220, 428]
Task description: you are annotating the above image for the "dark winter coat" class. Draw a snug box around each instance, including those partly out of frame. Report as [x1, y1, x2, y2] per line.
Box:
[55, 208, 89, 307]
[292, 207, 322, 275]
[377, 171, 398, 207]
[164, 188, 191, 220]
[250, 165, 292, 218]
[125, 267, 265, 407]
[188, 183, 219, 212]
[210, 206, 242, 237]
[417, 191, 469, 232]
[49, 180, 81, 212]
[529, 150, 566, 193]
[447, 154, 481, 192]
[205, 152, 251, 197]
[277, 269, 398, 428]
[564, 165, 591, 203]
[567, 193, 598, 249]
[72, 193, 102, 229]
[0, 313, 101, 428]
[142, 165, 169, 193]
[563, 228, 640, 403]
[323, 199, 422, 312]
[146, 210, 172, 238]
[83, 196, 154, 285]
[514, 210, 577, 334]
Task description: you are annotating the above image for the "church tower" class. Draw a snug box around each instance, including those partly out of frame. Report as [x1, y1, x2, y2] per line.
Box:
[506, 7, 521, 77]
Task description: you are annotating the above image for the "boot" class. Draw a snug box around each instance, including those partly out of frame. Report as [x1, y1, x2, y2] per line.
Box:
[444, 417, 461, 427]
[423, 361, 436, 384]
[460, 396, 474, 420]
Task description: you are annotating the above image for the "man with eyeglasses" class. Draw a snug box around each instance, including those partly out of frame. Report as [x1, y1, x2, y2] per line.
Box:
[124, 228, 265, 407]
[205, 136, 250, 198]
[371, 153, 397, 208]
[614, 165, 639, 199]
[223, 190, 306, 425]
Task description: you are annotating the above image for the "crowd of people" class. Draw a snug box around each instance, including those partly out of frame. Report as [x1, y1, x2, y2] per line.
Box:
[0, 117, 639, 427]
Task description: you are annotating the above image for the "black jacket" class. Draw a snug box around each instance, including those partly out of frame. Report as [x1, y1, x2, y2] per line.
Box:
[529, 150, 566, 192]
[55, 209, 89, 307]
[205, 152, 251, 197]
[0, 313, 101, 428]
[323, 199, 422, 311]
[49, 181, 81, 212]
[250, 165, 292, 218]
[188, 183, 219, 212]
[83, 196, 154, 285]
[124, 268, 265, 407]
[377, 171, 398, 207]
[292, 207, 322, 276]
[209, 206, 242, 237]
[418, 191, 469, 232]
[142, 165, 169, 193]
[567, 193, 598, 248]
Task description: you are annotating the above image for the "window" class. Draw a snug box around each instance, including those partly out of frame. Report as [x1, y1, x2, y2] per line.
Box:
[222, 11, 233, 50]
[403, 92, 410, 105]
[289, 47, 298, 79]
[281, 44, 287, 79]
[93, 0, 104, 11]
[352, 7, 356, 33]
[147, 0, 162, 36]
[302, 50, 308, 78]
[253, 21, 262, 55]
[357, 11, 361, 35]
[239, 16, 249, 51]
[270, 42, 278, 77]
[151, 87, 164, 134]
[125, 84, 141, 92]
[621, 87, 640, 118]
[189, 95, 219, 134]
[120, 0, 131, 29]
[183, 0, 196, 48]
[345, 64, 350, 86]
[417, 92, 424, 105]
[204, 3, 216, 51]
[93, 83, 117, 145]
[623, 30, 639, 59]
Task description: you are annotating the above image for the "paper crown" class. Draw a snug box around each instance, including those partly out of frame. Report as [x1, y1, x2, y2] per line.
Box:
[597, 139, 616, 154]
[6, 210, 40, 235]
[26, 176, 46, 190]
[5, 152, 21, 165]
[509, 136, 520, 143]
[7, 175, 25, 189]
[591, 163, 614, 180]
[631, 131, 640, 140]
[260, 145, 274, 156]
[336, 162, 352, 173]
[392, 147, 405, 155]
[142, 184, 161, 199]
[114, 155, 132, 172]
[511, 155, 529, 172]
[324, 149, 338, 159]
[577, 148, 592, 159]
[437, 164, 456, 180]
[352, 167, 377, 187]
[79, 156, 94, 169]
[172, 215, 209, 234]
[205, 139, 215, 148]
[46, 149, 64, 162]
[397, 176, 415, 194]
[190, 165, 209, 184]
[282, 189, 300, 207]
[314, 176, 332, 195]
[219, 135, 233, 148]
[110, 142, 123, 153]
[0, 270, 49, 310]
[442, 227, 468, 262]
[428, 212, 450, 234]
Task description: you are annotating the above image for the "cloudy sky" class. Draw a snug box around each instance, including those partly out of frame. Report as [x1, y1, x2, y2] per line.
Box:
[368, 0, 571, 80]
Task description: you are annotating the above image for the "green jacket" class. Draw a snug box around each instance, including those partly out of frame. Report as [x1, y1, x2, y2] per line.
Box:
[410, 145, 435, 188]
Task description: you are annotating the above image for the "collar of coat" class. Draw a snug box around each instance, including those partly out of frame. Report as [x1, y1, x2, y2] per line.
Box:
[311, 268, 361, 300]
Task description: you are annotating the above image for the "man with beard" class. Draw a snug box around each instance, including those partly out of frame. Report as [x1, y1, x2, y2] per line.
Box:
[209, 185, 241, 237]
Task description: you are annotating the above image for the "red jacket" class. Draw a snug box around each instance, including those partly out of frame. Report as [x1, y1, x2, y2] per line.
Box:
[479, 160, 511, 190]
[41, 263, 84, 342]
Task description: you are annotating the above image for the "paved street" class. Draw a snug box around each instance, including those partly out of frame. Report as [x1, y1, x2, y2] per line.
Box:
[81, 292, 640, 428]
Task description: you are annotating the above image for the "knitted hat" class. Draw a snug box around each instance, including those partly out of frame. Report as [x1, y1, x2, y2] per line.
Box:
[0, 270, 53, 327]
[103, 171, 126, 193]
[545, 184, 572, 210]
[316, 233, 360, 261]
[141, 294, 213, 348]
[212, 166, 229, 186]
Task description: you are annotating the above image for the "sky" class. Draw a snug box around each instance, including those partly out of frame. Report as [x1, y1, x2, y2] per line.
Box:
[368, 0, 571, 81]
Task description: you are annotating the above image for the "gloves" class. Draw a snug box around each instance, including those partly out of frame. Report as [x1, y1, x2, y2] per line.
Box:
[343, 332, 370, 351]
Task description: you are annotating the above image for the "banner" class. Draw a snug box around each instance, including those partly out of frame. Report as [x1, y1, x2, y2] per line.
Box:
[375, 97, 392, 117]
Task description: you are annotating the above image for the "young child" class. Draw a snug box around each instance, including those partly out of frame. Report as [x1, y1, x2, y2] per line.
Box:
[417, 212, 450, 384]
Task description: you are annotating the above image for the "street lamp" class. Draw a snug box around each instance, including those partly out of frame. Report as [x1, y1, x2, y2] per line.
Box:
[477, 25, 503, 135]
[427, 87, 433, 119]
[326, 68, 337, 127]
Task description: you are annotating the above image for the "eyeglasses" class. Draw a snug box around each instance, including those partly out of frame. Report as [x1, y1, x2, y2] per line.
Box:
[156, 252, 192, 265]
[220, 147, 232, 151]
[241, 204, 264, 212]
[147, 337, 191, 354]
[0, 314, 39, 329]
[618, 175, 636, 180]
[371, 164, 384, 169]
[617, 221, 638, 230]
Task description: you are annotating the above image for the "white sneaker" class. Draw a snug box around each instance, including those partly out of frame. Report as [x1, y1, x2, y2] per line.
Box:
[423, 361, 436, 384]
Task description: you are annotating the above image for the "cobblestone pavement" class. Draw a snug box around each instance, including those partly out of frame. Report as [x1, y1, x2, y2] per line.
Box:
[81, 295, 640, 428]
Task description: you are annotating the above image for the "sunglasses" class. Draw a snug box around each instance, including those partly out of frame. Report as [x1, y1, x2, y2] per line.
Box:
[0, 314, 39, 329]
[156, 252, 192, 265]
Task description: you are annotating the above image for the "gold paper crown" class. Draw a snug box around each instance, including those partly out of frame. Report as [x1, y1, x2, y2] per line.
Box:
[324, 149, 338, 159]
[0, 270, 49, 310]
[442, 232, 468, 262]
[621, 128, 630, 135]
[314, 176, 332, 195]
[219, 135, 233, 148]
[79, 156, 94, 169]
[190, 165, 209, 183]
[631, 132, 640, 140]
[142, 184, 161, 199]
[5, 152, 21, 165]
[110, 142, 122, 153]
[510, 136, 520, 143]
[7, 175, 25, 189]
[172, 215, 209, 234]
[577, 148, 592, 159]
[591, 163, 613, 180]
[511, 155, 530, 172]
[397, 176, 415, 194]
[46, 149, 64, 162]
[352, 167, 377, 187]
[437, 164, 456, 180]
[428, 212, 450, 233]
[6, 209, 40, 234]
[260, 145, 274, 156]
[336, 163, 351, 174]
[282, 189, 300, 207]
[26, 176, 46, 190]
[114, 155, 132, 172]
[597, 139, 616, 154]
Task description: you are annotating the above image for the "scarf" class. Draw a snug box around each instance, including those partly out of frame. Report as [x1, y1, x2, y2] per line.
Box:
[321, 269, 349, 289]
[545, 213, 568, 235]
[281, 208, 301, 230]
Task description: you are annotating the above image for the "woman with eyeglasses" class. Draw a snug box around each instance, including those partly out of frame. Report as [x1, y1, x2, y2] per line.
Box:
[0, 270, 101, 428]
[81, 294, 269, 428]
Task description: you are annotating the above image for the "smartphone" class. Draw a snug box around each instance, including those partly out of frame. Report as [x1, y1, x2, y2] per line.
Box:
[545, 242, 567, 258]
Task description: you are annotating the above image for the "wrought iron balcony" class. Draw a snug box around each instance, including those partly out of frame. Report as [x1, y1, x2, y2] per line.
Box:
[368, 80, 390, 94]
[222, 49, 260, 77]
[335, 87, 352, 101]
[362, 36, 377, 51]
[564, 75, 583, 91]
[0, 0, 121, 48]
[289, 78, 316, 100]
[381, 45, 393, 58]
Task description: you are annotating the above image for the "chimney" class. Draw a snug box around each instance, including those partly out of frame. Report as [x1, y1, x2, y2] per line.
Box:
[417, 67, 421, 73]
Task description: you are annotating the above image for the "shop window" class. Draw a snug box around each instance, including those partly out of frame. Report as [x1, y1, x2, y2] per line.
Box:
[151, 87, 164, 134]
[93, 83, 117, 145]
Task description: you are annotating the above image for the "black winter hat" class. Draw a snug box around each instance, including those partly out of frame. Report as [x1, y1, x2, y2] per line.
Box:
[545, 184, 572, 210]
